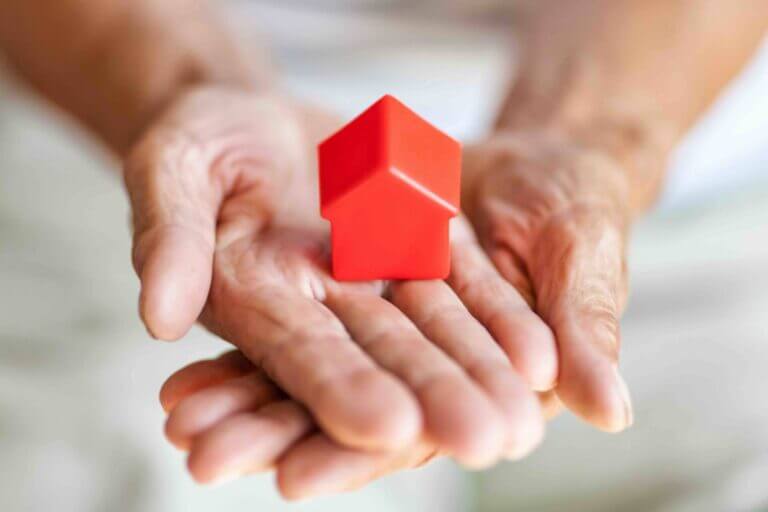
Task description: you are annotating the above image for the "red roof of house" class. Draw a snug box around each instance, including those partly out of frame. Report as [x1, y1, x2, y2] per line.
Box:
[318, 95, 461, 219]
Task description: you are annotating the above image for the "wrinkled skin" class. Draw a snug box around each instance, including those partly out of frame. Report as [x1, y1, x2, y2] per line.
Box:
[464, 133, 633, 431]
[161, 350, 564, 499]
[126, 87, 558, 470]
[4, 0, 764, 502]
[157, 129, 634, 499]
[128, 87, 634, 497]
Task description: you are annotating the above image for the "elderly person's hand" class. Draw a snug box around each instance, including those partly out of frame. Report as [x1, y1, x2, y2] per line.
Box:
[159, 350, 562, 499]
[463, 133, 636, 432]
[128, 86, 554, 468]
[154, 127, 638, 497]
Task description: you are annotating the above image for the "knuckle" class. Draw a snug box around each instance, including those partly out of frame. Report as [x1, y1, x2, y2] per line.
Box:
[358, 327, 396, 352]
[450, 264, 505, 305]
[310, 366, 371, 406]
[484, 305, 518, 337]
[418, 303, 467, 332]
[358, 316, 417, 350]
[410, 369, 458, 396]
[125, 124, 204, 181]
[464, 358, 510, 383]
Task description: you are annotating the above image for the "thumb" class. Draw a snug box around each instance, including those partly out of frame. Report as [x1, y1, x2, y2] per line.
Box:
[123, 89, 318, 340]
[124, 131, 223, 341]
[529, 206, 632, 432]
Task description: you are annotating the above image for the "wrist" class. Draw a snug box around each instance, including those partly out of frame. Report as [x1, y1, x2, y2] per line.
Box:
[12, 0, 266, 158]
[476, 105, 678, 217]
[103, 18, 261, 157]
[462, 130, 639, 227]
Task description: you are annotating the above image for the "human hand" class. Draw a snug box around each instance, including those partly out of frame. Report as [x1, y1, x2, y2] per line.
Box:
[159, 350, 563, 498]
[463, 132, 635, 432]
[126, 87, 556, 467]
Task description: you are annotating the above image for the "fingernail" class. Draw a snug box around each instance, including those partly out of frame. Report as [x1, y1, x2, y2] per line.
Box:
[615, 370, 633, 428]
[144, 324, 158, 341]
[138, 295, 158, 340]
[207, 469, 242, 487]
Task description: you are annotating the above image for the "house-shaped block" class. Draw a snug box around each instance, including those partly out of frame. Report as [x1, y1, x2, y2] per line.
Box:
[318, 95, 461, 281]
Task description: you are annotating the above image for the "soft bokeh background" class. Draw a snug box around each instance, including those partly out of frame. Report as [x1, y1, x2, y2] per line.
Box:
[1, 2, 766, 511]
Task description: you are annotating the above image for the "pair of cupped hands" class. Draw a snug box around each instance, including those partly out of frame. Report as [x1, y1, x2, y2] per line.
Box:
[126, 87, 633, 499]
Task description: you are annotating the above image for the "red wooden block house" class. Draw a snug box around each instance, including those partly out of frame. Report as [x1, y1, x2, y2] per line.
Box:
[318, 95, 461, 281]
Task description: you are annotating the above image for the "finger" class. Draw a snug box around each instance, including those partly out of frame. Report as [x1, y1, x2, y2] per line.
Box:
[538, 390, 564, 420]
[530, 210, 632, 432]
[277, 433, 435, 501]
[388, 280, 544, 460]
[160, 351, 254, 412]
[125, 90, 300, 341]
[211, 283, 422, 452]
[124, 136, 223, 341]
[325, 288, 506, 468]
[187, 401, 313, 484]
[448, 237, 558, 391]
[164, 373, 281, 449]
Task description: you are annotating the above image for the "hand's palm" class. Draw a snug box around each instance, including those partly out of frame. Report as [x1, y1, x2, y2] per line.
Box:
[127, 87, 555, 467]
[206, 192, 550, 464]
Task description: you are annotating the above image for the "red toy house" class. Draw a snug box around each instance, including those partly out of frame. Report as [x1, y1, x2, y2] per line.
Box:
[318, 95, 461, 281]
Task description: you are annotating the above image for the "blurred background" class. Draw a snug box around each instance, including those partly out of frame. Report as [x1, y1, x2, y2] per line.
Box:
[1, 1, 767, 511]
